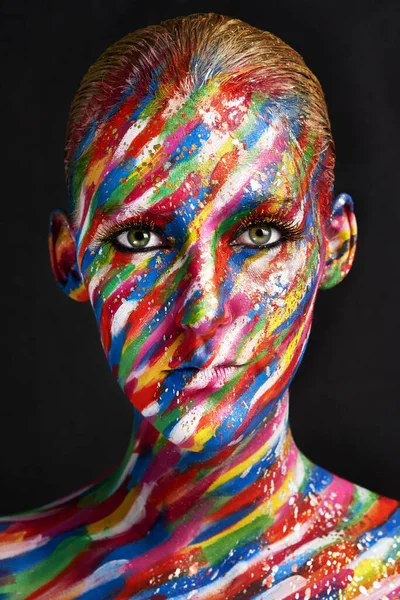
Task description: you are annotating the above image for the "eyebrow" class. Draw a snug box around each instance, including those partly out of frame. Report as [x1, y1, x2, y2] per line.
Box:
[100, 204, 176, 224]
[234, 194, 298, 214]
[98, 193, 301, 230]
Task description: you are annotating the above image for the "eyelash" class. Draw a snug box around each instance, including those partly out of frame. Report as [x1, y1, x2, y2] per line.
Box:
[96, 217, 167, 253]
[95, 214, 303, 252]
[232, 214, 303, 247]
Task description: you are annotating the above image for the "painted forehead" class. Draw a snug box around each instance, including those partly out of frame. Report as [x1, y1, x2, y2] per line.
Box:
[70, 80, 322, 243]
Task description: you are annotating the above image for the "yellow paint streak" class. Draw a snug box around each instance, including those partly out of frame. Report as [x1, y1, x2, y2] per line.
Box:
[206, 431, 277, 492]
[266, 288, 304, 337]
[178, 140, 238, 256]
[87, 154, 111, 189]
[233, 260, 308, 342]
[198, 136, 235, 179]
[134, 336, 183, 391]
[179, 199, 216, 257]
[188, 422, 220, 452]
[282, 151, 297, 179]
[280, 318, 306, 369]
[87, 486, 139, 535]
[342, 559, 386, 599]
[197, 469, 295, 549]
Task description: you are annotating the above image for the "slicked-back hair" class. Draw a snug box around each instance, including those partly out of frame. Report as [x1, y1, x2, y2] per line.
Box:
[65, 13, 335, 216]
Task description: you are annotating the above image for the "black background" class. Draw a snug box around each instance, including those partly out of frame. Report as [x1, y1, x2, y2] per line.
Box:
[1, 0, 399, 515]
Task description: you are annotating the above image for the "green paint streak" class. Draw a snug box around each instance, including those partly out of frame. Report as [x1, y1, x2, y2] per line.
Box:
[119, 327, 149, 383]
[157, 83, 215, 138]
[100, 173, 140, 212]
[136, 96, 166, 122]
[320, 263, 342, 289]
[87, 83, 215, 215]
[2, 534, 90, 597]
[101, 261, 137, 298]
[338, 487, 378, 531]
[149, 153, 200, 205]
[298, 453, 314, 494]
[303, 136, 318, 168]
[236, 306, 269, 357]
[153, 404, 185, 432]
[182, 298, 210, 325]
[118, 260, 187, 383]
[153, 433, 169, 454]
[71, 152, 91, 211]
[207, 496, 231, 513]
[205, 369, 244, 411]
[87, 248, 112, 276]
[202, 513, 273, 566]
[215, 209, 250, 239]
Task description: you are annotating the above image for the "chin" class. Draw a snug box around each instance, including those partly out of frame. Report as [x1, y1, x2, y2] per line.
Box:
[126, 354, 296, 452]
[163, 421, 245, 453]
[147, 391, 270, 453]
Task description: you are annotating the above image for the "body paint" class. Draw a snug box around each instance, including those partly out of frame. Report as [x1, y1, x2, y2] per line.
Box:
[73, 83, 324, 453]
[2, 40, 397, 600]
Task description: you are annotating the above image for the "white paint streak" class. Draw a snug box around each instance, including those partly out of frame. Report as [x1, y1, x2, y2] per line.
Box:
[208, 316, 251, 367]
[142, 401, 161, 417]
[108, 453, 139, 498]
[252, 575, 308, 599]
[90, 482, 155, 541]
[0, 535, 50, 560]
[87, 264, 113, 304]
[347, 537, 394, 568]
[211, 119, 280, 213]
[111, 299, 139, 337]
[113, 118, 150, 162]
[83, 559, 129, 591]
[169, 404, 206, 445]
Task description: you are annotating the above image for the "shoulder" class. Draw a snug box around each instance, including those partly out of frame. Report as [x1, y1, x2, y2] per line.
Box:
[296, 457, 400, 597]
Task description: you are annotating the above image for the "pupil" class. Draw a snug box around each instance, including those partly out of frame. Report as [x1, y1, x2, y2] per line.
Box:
[127, 228, 150, 247]
[249, 225, 271, 244]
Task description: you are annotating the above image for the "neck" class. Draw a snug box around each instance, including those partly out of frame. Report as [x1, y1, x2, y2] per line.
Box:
[77, 390, 303, 545]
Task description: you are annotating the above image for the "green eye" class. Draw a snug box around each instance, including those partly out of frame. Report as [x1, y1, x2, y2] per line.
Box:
[248, 225, 273, 245]
[113, 227, 164, 251]
[234, 223, 282, 248]
[127, 229, 151, 247]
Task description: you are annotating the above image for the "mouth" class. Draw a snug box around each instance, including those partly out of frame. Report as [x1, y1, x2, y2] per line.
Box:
[177, 365, 240, 390]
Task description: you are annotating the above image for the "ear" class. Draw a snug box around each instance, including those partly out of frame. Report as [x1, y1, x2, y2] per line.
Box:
[319, 193, 357, 290]
[48, 209, 89, 302]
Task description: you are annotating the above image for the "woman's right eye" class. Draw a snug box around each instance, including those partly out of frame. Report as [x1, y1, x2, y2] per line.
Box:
[112, 227, 165, 252]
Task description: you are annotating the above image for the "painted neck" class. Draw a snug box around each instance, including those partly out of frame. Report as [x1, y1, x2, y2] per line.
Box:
[82, 390, 302, 530]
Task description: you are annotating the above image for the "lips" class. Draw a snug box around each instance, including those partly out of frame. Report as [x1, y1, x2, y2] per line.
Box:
[182, 365, 239, 390]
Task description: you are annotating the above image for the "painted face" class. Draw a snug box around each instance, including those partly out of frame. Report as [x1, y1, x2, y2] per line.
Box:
[70, 81, 328, 452]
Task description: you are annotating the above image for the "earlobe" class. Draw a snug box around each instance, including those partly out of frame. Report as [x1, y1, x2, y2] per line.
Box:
[319, 193, 357, 290]
[48, 209, 89, 302]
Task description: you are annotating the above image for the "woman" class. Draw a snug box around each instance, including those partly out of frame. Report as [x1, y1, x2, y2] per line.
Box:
[0, 13, 398, 600]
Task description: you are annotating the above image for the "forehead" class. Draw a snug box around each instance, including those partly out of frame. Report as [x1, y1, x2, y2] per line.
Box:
[72, 82, 319, 235]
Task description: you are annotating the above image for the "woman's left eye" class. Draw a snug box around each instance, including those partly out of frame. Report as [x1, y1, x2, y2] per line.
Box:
[232, 223, 282, 248]
[112, 227, 165, 251]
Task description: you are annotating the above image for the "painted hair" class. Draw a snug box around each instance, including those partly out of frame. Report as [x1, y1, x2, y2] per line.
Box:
[65, 13, 335, 218]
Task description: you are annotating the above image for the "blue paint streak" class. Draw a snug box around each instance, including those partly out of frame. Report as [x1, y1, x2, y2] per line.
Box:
[191, 505, 254, 544]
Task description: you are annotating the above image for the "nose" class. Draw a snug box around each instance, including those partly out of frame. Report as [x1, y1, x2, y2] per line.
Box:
[174, 242, 232, 336]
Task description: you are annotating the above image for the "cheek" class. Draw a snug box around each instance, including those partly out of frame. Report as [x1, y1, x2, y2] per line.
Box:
[83, 245, 163, 349]
[237, 238, 319, 308]
[232, 237, 321, 360]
